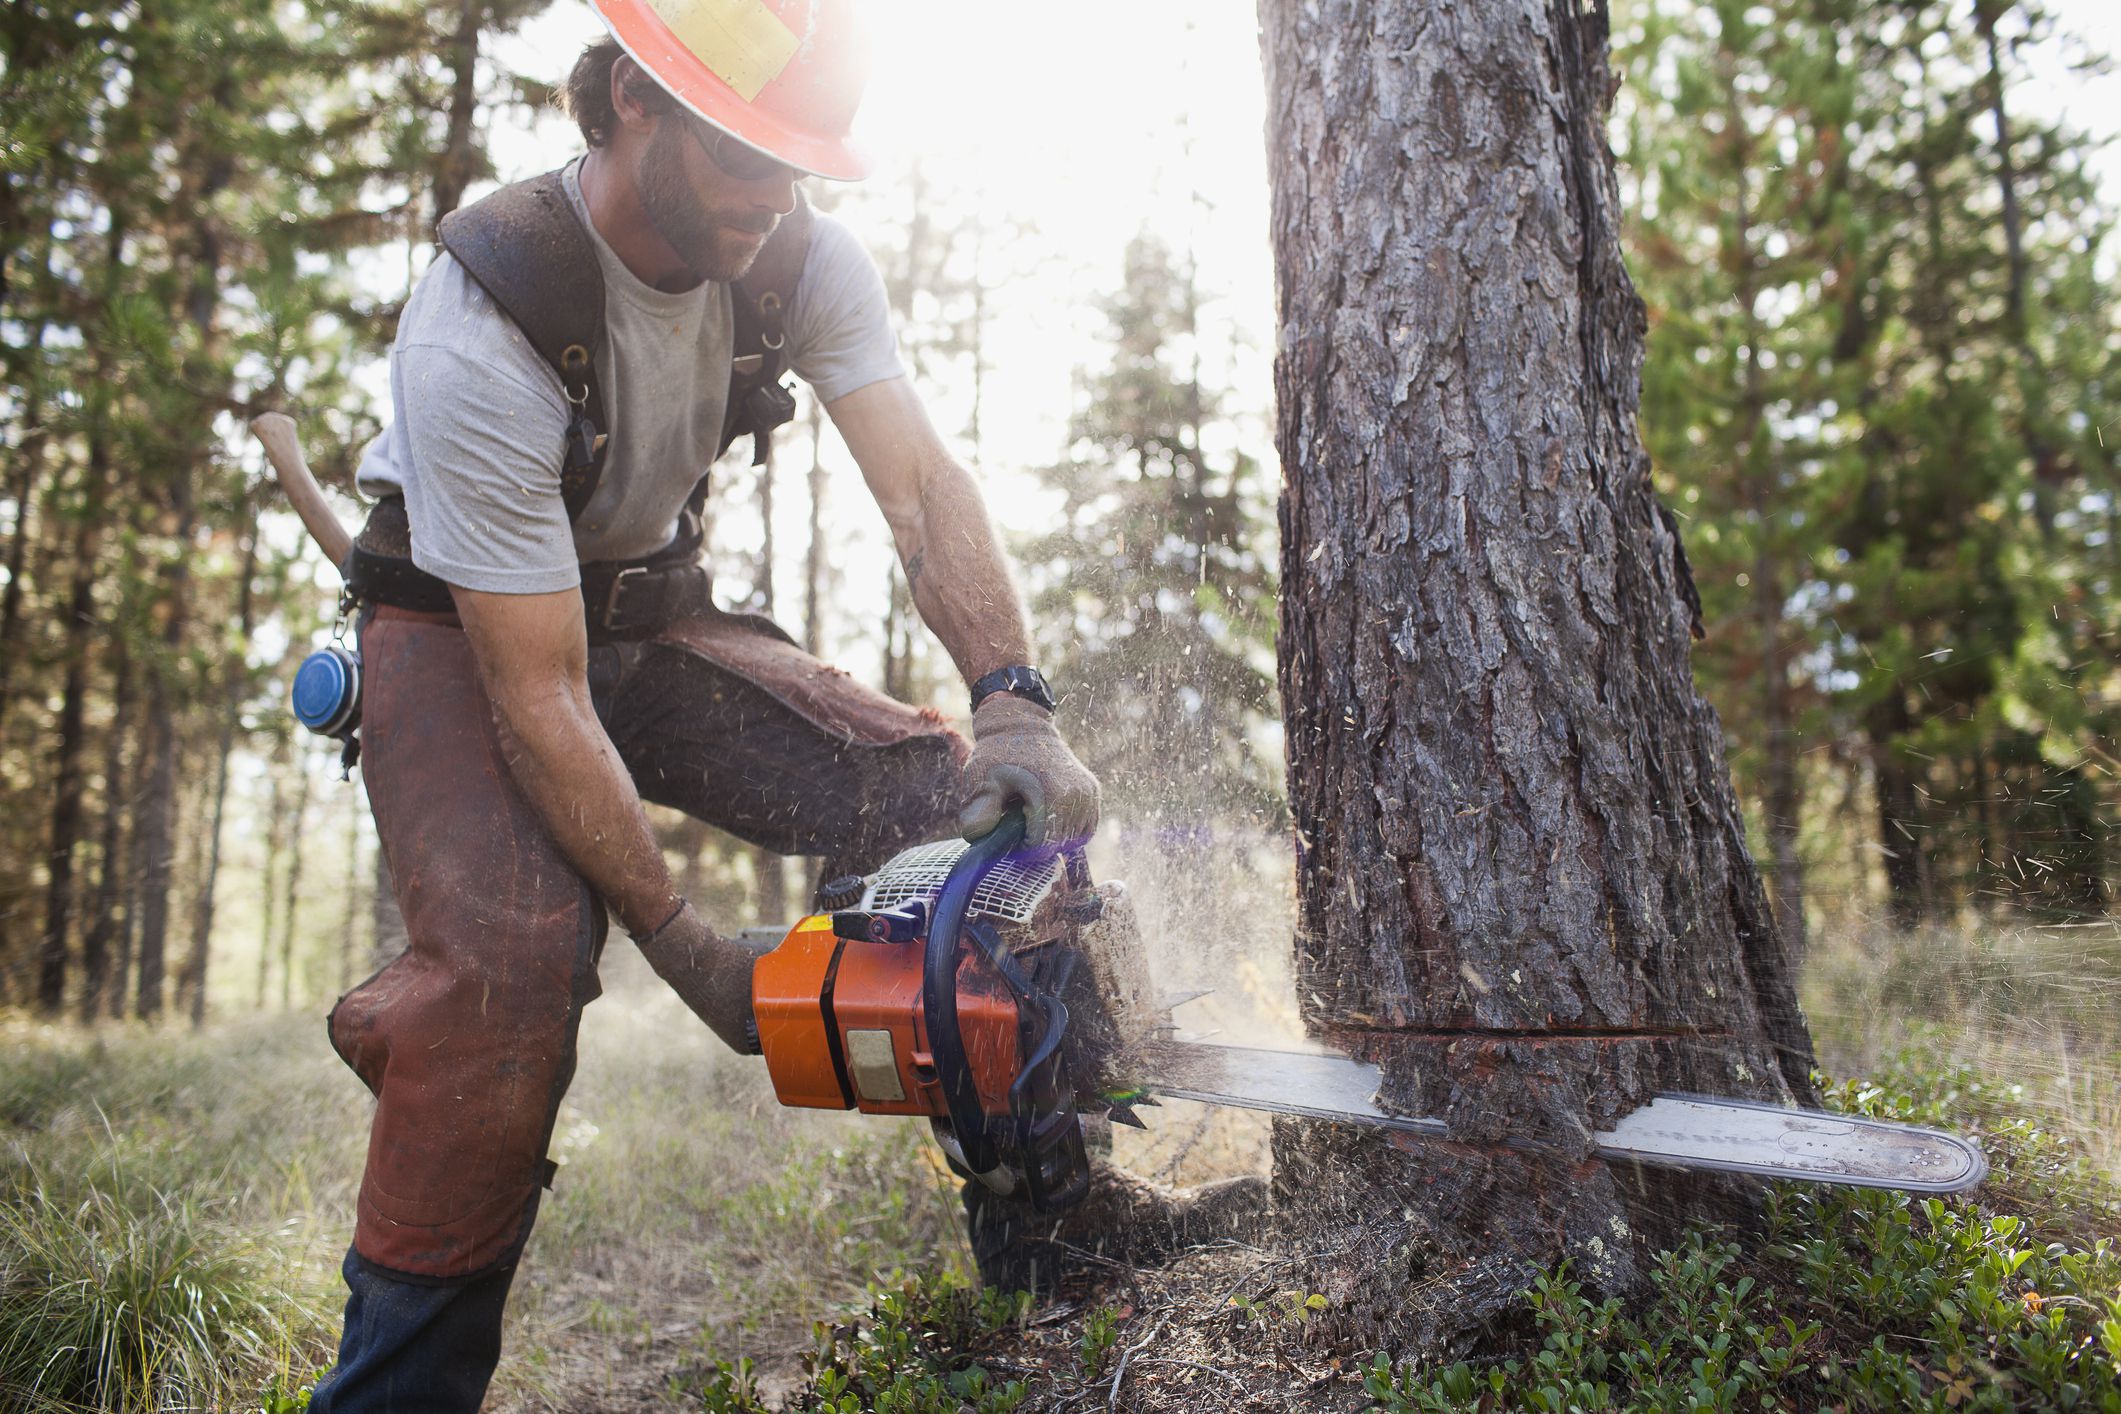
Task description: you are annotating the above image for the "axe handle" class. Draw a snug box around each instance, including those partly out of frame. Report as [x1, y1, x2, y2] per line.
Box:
[250, 412, 353, 569]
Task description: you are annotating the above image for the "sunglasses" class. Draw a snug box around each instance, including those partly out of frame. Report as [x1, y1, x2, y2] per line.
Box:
[687, 117, 795, 184]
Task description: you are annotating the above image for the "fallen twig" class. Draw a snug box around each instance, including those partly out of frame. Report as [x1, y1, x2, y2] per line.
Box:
[1137, 1356, 1248, 1392]
[1106, 1315, 1170, 1413]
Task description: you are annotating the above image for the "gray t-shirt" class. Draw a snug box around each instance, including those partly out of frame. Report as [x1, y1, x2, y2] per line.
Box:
[356, 157, 902, 593]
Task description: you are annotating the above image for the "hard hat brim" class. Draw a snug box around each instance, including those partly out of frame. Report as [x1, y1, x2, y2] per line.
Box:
[592, 0, 870, 181]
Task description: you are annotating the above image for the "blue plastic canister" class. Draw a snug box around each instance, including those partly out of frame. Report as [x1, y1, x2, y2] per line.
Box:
[291, 645, 361, 738]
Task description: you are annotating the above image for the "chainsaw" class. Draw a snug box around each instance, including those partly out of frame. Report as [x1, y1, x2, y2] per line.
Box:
[243, 414, 1988, 1213]
[745, 812, 1989, 1212]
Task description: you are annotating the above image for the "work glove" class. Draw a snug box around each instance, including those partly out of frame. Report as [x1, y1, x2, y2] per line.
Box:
[631, 900, 758, 1056]
[957, 694, 1101, 848]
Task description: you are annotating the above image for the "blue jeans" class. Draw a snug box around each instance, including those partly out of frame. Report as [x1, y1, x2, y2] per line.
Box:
[306, 1248, 520, 1414]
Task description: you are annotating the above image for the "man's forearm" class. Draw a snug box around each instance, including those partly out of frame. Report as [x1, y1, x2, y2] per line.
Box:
[483, 676, 679, 937]
[898, 458, 1033, 685]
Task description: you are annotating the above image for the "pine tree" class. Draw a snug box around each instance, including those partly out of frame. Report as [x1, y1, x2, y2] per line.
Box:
[1026, 232, 1278, 837]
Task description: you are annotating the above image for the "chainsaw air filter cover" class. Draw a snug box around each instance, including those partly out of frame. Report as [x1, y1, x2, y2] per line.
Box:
[857, 838, 1064, 925]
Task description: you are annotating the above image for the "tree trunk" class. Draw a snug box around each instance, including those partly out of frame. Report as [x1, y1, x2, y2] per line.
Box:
[341, 788, 362, 992]
[183, 494, 258, 1026]
[431, 0, 485, 228]
[258, 737, 288, 1009]
[136, 104, 229, 1022]
[803, 394, 828, 657]
[131, 504, 191, 1022]
[82, 639, 135, 1023]
[37, 451, 111, 1013]
[751, 441, 789, 919]
[0, 381, 49, 738]
[1260, 0, 1815, 1346]
[1869, 700, 1925, 928]
[280, 758, 313, 1010]
[1976, 0, 2059, 534]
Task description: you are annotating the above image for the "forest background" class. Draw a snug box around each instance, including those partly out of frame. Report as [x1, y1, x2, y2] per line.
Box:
[4, 0, 2119, 1026]
[3, 0, 2121, 1403]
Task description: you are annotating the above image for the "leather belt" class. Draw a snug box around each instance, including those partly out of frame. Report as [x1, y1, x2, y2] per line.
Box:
[587, 561, 713, 638]
[346, 548, 715, 641]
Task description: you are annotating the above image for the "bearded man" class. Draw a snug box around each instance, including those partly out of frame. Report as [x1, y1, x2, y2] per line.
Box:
[304, 2, 1121, 1407]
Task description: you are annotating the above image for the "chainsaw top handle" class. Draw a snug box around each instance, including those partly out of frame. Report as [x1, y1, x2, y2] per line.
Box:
[922, 808, 1028, 1176]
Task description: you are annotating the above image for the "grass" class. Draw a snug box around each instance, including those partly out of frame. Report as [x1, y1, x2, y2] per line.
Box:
[0, 1177, 332, 1413]
[0, 1015, 354, 1412]
[1, 911, 2116, 1411]
[1805, 915, 2121, 1176]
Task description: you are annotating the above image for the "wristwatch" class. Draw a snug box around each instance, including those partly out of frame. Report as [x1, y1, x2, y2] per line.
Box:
[969, 664, 1057, 713]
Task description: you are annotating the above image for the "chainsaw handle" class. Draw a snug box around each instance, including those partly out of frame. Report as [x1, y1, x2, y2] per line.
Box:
[923, 807, 1028, 1175]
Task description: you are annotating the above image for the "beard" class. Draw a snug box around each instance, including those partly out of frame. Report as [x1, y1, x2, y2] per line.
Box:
[636, 120, 777, 284]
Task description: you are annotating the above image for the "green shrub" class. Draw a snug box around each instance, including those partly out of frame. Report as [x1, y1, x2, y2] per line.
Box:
[1363, 1081, 2121, 1414]
[695, 1273, 1030, 1414]
[0, 1173, 331, 1414]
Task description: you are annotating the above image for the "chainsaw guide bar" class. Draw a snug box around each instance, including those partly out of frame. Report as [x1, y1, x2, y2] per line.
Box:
[1133, 1039, 1989, 1194]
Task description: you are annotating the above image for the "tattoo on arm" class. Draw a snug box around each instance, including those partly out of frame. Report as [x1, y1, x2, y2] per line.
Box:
[904, 550, 925, 595]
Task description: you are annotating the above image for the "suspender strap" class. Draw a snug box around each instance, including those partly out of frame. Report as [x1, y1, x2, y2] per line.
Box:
[436, 171, 609, 522]
[720, 196, 814, 469]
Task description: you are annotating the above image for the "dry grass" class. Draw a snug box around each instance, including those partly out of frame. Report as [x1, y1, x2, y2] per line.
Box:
[2, 899, 2116, 1411]
[1803, 914, 2121, 1176]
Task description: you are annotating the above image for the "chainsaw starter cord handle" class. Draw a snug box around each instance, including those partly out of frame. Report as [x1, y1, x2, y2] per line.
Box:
[924, 807, 1027, 1175]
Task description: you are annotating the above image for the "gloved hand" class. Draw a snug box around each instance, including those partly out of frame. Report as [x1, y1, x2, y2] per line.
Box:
[631, 900, 758, 1056]
[957, 693, 1101, 848]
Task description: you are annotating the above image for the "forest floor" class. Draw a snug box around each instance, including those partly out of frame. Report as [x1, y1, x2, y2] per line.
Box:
[0, 915, 2116, 1412]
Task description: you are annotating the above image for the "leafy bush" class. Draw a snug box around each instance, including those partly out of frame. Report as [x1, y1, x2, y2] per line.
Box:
[0, 1173, 331, 1414]
[696, 1274, 1031, 1414]
[1364, 1082, 2121, 1414]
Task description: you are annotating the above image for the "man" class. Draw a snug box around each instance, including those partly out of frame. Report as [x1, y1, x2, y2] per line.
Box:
[308, 2, 1106, 1407]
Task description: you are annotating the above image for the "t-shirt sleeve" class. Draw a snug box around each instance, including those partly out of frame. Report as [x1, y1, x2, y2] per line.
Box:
[786, 212, 906, 403]
[392, 342, 581, 594]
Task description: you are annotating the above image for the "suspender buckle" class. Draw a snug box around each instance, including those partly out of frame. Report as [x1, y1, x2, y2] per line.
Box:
[601, 565, 648, 631]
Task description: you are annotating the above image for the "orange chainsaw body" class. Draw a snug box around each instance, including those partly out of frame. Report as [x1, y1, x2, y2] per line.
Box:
[751, 915, 1024, 1118]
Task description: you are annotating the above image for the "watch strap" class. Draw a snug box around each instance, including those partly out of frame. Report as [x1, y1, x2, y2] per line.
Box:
[969, 664, 1056, 713]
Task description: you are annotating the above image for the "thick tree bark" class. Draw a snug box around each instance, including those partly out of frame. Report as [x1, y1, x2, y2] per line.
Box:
[1260, 0, 1816, 1345]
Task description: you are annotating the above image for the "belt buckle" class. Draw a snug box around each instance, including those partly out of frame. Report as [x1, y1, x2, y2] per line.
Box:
[601, 565, 647, 631]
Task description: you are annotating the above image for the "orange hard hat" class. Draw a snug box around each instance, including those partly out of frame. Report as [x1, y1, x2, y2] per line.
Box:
[590, 0, 870, 180]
